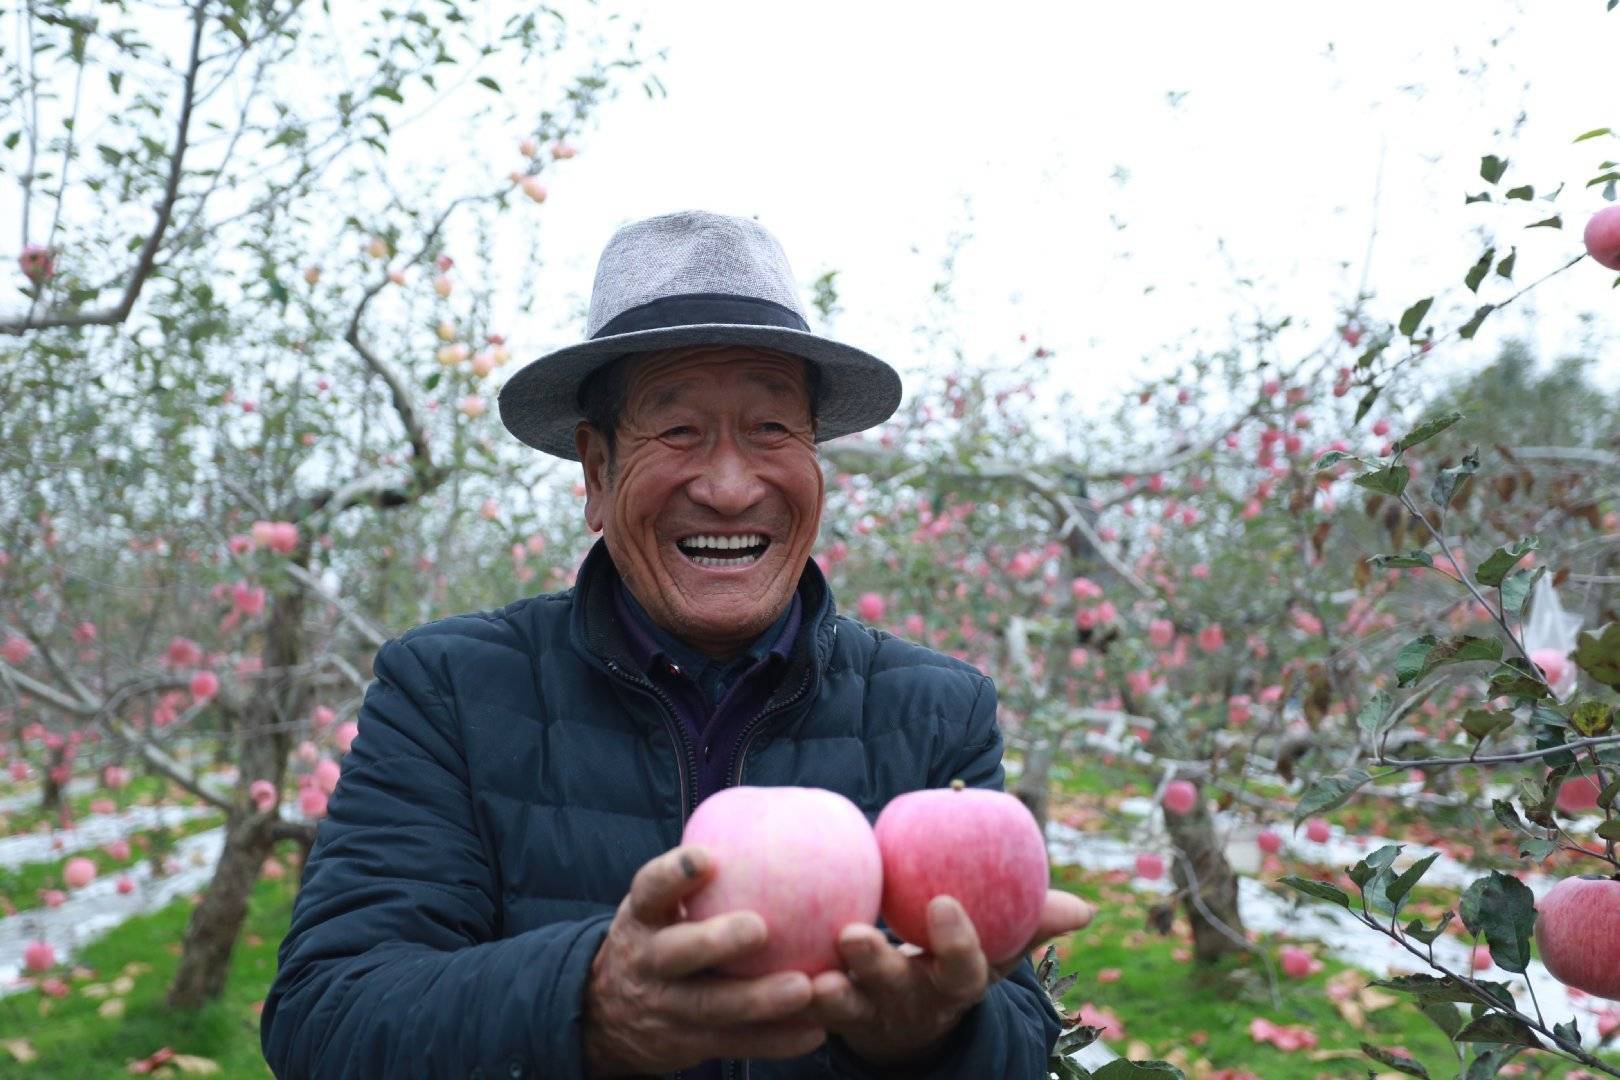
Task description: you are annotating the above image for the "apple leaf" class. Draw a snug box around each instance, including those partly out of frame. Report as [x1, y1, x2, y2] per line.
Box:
[1526, 215, 1562, 229]
[1475, 537, 1538, 587]
[1480, 154, 1509, 184]
[1504, 185, 1534, 201]
[1361, 1042, 1431, 1078]
[1372, 974, 1514, 1009]
[1575, 127, 1613, 142]
[1369, 551, 1434, 569]
[1396, 635, 1503, 687]
[1573, 623, 1620, 691]
[1500, 566, 1543, 620]
[1393, 411, 1464, 452]
[1348, 844, 1403, 888]
[1431, 450, 1480, 509]
[1278, 876, 1352, 909]
[1354, 464, 1410, 496]
[1459, 304, 1496, 339]
[1419, 1001, 1463, 1040]
[1376, 851, 1440, 916]
[1488, 658, 1553, 701]
[1293, 770, 1372, 825]
[1398, 297, 1433, 338]
[1459, 872, 1536, 973]
[1455, 1013, 1542, 1048]
[1597, 820, 1620, 843]
[1460, 709, 1515, 742]
[1570, 701, 1614, 737]
[1463, 1048, 1522, 1080]
[1496, 248, 1517, 278]
[1404, 910, 1455, 945]
[1356, 689, 1394, 737]
[1465, 248, 1496, 293]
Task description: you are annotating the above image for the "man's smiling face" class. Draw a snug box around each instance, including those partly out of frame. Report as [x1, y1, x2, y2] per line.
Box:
[575, 344, 823, 657]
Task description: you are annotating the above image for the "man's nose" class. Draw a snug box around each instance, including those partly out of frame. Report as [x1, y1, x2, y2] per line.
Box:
[687, 434, 768, 515]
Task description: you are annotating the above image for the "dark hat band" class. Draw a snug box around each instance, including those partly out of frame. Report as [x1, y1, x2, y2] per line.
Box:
[590, 292, 809, 339]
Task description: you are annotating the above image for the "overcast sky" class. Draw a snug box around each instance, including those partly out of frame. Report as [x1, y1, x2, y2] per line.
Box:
[514, 0, 1620, 407]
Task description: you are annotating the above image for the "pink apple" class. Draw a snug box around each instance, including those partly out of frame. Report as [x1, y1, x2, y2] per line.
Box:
[23, 940, 54, 973]
[855, 592, 886, 623]
[1556, 774, 1602, 815]
[311, 705, 335, 729]
[250, 779, 278, 812]
[18, 244, 55, 284]
[1163, 780, 1199, 816]
[115, 875, 135, 895]
[1531, 648, 1572, 696]
[459, 395, 487, 419]
[1305, 818, 1331, 844]
[63, 857, 97, 889]
[298, 787, 328, 819]
[262, 857, 285, 880]
[103, 839, 131, 861]
[1585, 205, 1620, 271]
[312, 757, 341, 796]
[875, 782, 1047, 965]
[1538, 876, 1620, 1000]
[190, 671, 220, 702]
[521, 177, 548, 203]
[1134, 852, 1165, 881]
[682, 785, 882, 976]
[334, 721, 358, 754]
[42, 889, 66, 908]
[164, 636, 202, 667]
[1280, 944, 1316, 978]
[296, 740, 319, 765]
[1197, 625, 1225, 652]
[1473, 944, 1494, 970]
[103, 765, 131, 789]
[1, 634, 32, 665]
[1257, 829, 1282, 855]
[72, 621, 97, 644]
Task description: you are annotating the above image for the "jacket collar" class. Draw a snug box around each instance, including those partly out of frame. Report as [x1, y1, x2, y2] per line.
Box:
[568, 538, 837, 713]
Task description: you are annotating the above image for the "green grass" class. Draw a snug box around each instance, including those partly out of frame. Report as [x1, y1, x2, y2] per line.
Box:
[0, 848, 300, 1079]
[0, 775, 172, 834]
[0, 813, 226, 914]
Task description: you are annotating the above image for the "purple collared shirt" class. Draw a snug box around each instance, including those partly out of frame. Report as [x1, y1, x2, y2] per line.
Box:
[611, 580, 802, 805]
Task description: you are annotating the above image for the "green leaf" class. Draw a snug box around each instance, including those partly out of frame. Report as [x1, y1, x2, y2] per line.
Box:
[1600, 776, 1620, 809]
[1394, 411, 1463, 452]
[1396, 635, 1503, 687]
[1455, 1013, 1542, 1048]
[1588, 171, 1620, 189]
[1354, 385, 1381, 424]
[1489, 657, 1554, 701]
[1465, 248, 1496, 293]
[1348, 844, 1402, 888]
[1383, 851, 1441, 913]
[1294, 770, 1372, 825]
[1526, 215, 1562, 229]
[1314, 450, 1360, 471]
[1279, 876, 1352, 908]
[1356, 690, 1393, 738]
[1361, 1043, 1430, 1078]
[1500, 566, 1542, 620]
[1398, 297, 1434, 338]
[1495, 248, 1517, 279]
[1371, 973, 1512, 1007]
[1597, 820, 1620, 842]
[1418, 1001, 1463, 1039]
[1404, 910, 1455, 945]
[424, 371, 442, 391]
[1504, 185, 1533, 201]
[1573, 623, 1620, 690]
[1575, 127, 1613, 142]
[1466, 191, 1494, 205]
[1480, 155, 1509, 184]
[1570, 700, 1613, 737]
[1460, 709, 1515, 742]
[1553, 1019, 1582, 1050]
[373, 84, 404, 104]
[1354, 464, 1410, 496]
[1092, 1062, 1186, 1079]
[1431, 450, 1480, 509]
[1463, 1047, 1522, 1080]
[1459, 872, 1536, 973]
[476, 75, 503, 92]
[1368, 551, 1434, 570]
[1475, 537, 1539, 587]
[1459, 304, 1496, 339]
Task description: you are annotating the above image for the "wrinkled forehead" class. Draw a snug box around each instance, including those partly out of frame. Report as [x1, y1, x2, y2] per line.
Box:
[627, 344, 811, 413]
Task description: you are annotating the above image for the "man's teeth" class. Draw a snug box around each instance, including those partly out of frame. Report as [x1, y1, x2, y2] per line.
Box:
[680, 534, 765, 550]
[678, 534, 768, 568]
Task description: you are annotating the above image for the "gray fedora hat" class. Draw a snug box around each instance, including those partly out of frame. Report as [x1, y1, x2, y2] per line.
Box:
[498, 209, 903, 460]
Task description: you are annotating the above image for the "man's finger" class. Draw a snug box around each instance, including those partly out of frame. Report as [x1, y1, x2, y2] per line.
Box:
[992, 891, 1095, 980]
[645, 912, 768, 979]
[670, 970, 815, 1026]
[627, 845, 714, 926]
[924, 896, 988, 999]
[808, 969, 877, 1027]
[836, 925, 911, 989]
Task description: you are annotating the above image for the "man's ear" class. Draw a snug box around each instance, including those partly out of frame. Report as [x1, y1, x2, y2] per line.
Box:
[575, 423, 609, 533]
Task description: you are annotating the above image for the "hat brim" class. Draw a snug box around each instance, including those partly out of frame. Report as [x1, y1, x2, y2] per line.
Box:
[497, 324, 903, 460]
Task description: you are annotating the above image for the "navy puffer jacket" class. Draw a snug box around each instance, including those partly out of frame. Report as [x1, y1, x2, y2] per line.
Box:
[261, 540, 1060, 1079]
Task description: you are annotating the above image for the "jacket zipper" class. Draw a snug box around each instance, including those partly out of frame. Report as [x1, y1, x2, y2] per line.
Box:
[604, 660, 699, 822]
[726, 649, 818, 786]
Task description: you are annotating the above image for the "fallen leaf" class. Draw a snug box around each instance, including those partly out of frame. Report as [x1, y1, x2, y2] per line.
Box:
[99, 998, 127, 1019]
[82, 982, 111, 999]
[111, 975, 135, 994]
[170, 1054, 221, 1074]
[1, 1039, 38, 1063]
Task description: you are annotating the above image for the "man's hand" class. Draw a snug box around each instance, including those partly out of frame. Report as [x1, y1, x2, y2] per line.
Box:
[805, 890, 1094, 1067]
[581, 845, 828, 1077]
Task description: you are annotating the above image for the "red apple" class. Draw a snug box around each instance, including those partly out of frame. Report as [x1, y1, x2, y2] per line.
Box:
[63, 857, 96, 889]
[1280, 944, 1317, 979]
[1473, 944, 1494, 971]
[1305, 818, 1331, 844]
[875, 781, 1048, 965]
[23, 940, 54, 973]
[1556, 774, 1602, 815]
[683, 785, 882, 977]
[1257, 828, 1282, 855]
[1134, 852, 1166, 881]
[1585, 205, 1620, 272]
[1163, 780, 1199, 816]
[1537, 876, 1620, 1000]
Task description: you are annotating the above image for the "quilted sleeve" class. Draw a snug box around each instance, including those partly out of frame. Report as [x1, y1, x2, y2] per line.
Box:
[260, 636, 612, 1080]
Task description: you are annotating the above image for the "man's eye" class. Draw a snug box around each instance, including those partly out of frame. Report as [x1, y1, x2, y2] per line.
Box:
[661, 426, 695, 439]
[757, 422, 789, 434]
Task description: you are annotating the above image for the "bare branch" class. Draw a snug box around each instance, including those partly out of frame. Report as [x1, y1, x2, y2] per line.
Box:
[283, 562, 388, 649]
[1377, 732, 1620, 768]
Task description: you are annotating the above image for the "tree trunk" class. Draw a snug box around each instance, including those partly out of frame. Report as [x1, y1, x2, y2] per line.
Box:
[1013, 736, 1060, 838]
[1164, 782, 1246, 963]
[42, 744, 66, 820]
[167, 566, 307, 1008]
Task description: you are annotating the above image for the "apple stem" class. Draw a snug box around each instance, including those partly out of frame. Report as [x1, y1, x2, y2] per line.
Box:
[949, 779, 965, 791]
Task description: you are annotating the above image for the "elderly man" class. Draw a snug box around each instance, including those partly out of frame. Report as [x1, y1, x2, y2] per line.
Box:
[261, 210, 1090, 1079]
